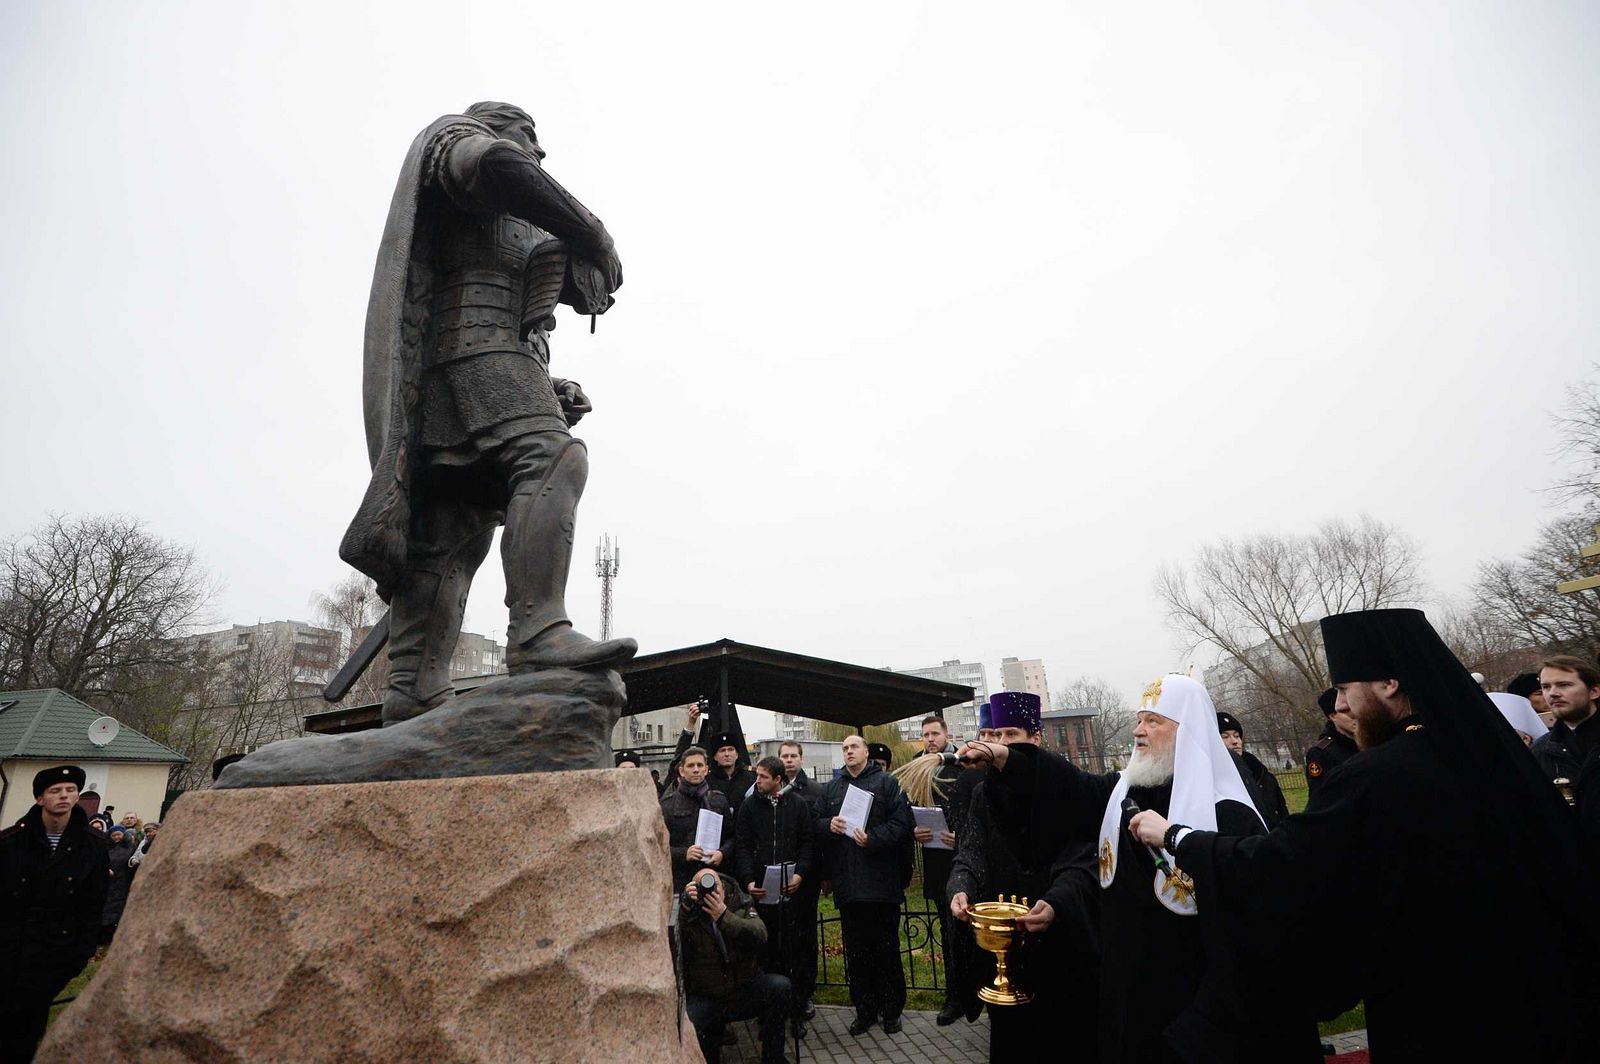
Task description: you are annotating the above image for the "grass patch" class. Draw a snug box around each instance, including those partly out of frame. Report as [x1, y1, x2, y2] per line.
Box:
[46, 958, 97, 1028]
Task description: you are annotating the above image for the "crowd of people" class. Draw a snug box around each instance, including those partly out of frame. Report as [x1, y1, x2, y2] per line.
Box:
[7, 606, 1596, 1063]
[638, 608, 1600, 1063]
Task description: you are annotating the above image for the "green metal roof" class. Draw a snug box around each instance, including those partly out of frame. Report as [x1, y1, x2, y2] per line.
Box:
[0, 689, 188, 764]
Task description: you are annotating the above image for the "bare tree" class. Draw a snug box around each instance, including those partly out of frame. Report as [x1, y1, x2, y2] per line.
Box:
[1547, 364, 1600, 510]
[0, 513, 216, 708]
[310, 571, 389, 705]
[167, 627, 317, 789]
[1054, 676, 1135, 768]
[1473, 510, 1600, 661]
[1154, 516, 1424, 753]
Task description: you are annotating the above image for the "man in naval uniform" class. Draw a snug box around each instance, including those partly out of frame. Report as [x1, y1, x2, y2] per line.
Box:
[1303, 688, 1358, 797]
[340, 101, 635, 724]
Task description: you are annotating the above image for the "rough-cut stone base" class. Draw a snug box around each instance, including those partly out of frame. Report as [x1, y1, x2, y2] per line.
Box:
[215, 668, 624, 789]
[40, 771, 702, 1064]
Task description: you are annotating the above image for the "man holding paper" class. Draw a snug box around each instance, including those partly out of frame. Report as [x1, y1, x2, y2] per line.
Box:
[734, 756, 816, 1036]
[660, 745, 733, 886]
[816, 734, 914, 1037]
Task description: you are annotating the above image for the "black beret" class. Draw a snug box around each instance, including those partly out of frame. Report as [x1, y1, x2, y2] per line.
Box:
[33, 765, 86, 798]
[710, 733, 741, 752]
[1216, 711, 1243, 736]
[1317, 688, 1337, 716]
[867, 742, 894, 768]
[614, 749, 643, 767]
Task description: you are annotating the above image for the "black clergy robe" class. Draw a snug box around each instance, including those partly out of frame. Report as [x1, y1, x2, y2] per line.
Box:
[1089, 782, 1319, 1064]
[1176, 719, 1599, 1060]
[947, 745, 1100, 1059]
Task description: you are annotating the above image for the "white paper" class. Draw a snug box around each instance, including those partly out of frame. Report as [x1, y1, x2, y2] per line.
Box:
[758, 863, 791, 905]
[840, 784, 874, 833]
[913, 806, 950, 849]
[694, 809, 724, 854]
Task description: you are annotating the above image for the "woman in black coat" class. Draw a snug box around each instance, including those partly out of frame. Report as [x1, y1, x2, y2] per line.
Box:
[101, 828, 137, 944]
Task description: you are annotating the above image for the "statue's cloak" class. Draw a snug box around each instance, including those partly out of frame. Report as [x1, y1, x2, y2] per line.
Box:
[338, 114, 498, 596]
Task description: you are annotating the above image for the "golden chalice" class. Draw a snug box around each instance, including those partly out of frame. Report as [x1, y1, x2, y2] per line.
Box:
[969, 895, 1031, 1005]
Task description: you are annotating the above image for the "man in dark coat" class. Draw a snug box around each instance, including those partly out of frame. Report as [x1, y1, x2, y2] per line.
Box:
[1135, 609, 1600, 1060]
[733, 757, 815, 1034]
[1, 766, 109, 1063]
[815, 734, 914, 1036]
[1528, 655, 1600, 854]
[775, 740, 824, 1019]
[338, 101, 634, 726]
[947, 692, 1101, 1060]
[707, 733, 756, 813]
[1216, 712, 1289, 827]
[1303, 687, 1359, 797]
[660, 746, 733, 887]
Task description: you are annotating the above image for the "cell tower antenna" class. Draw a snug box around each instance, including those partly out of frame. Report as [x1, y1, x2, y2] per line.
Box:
[595, 535, 620, 641]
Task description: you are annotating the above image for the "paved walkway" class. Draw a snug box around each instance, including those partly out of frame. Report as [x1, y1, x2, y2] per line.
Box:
[721, 1006, 1369, 1062]
[722, 1005, 988, 1063]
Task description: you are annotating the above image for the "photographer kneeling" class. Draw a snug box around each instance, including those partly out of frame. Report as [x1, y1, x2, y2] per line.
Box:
[680, 868, 792, 1064]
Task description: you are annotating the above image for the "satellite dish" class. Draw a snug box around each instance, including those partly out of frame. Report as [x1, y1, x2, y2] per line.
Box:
[87, 716, 121, 747]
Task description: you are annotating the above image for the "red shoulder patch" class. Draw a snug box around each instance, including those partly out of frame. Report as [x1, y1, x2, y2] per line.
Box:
[1307, 760, 1324, 778]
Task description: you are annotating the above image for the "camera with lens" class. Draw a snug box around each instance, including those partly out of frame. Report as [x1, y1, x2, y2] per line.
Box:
[681, 870, 721, 913]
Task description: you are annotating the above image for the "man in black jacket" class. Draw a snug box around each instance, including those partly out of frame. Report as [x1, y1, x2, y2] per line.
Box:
[1304, 687, 1359, 797]
[1, 765, 109, 1064]
[1529, 654, 1600, 851]
[815, 735, 914, 1037]
[708, 733, 756, 811]
[1217, 711, 1289, 827]
[660, 746, 733, 887]
[775, 740, 824, 1019]
[734, 756, 815, 1035]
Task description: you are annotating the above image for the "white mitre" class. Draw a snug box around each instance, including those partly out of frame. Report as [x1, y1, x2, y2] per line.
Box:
[1096, 674, 1262, 915]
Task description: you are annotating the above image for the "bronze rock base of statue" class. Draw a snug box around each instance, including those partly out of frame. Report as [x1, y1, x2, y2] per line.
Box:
[214, 668, 624, 789]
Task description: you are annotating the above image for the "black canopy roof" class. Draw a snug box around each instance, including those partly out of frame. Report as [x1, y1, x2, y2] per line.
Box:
[304, 638, 973, 736]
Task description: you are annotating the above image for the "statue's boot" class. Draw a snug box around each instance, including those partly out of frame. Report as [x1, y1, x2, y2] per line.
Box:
[503, 437, 637, 672]
[383, 524, 495, 725]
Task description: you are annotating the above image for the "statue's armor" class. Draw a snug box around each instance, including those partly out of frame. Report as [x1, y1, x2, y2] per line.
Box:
[415, 198, 567, 458]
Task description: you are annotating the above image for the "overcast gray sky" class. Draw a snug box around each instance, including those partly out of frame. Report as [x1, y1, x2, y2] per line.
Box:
[3, 2, 1596, 740]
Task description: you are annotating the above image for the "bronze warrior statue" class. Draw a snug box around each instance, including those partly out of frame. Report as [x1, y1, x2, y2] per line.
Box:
[340, 101, 635, 725]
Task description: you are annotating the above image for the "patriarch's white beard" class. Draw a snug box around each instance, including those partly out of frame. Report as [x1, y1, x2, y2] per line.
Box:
[1123, 741, 1175, 788]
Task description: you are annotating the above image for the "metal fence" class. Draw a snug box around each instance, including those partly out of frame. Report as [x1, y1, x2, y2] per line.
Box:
[816, 860, 948, 991]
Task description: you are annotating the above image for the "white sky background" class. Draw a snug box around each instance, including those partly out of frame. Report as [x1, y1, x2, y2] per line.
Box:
[3, 2, 1596, 741]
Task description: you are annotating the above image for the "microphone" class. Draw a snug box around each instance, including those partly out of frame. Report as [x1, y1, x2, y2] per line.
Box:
[1122, 797, 1172, 875]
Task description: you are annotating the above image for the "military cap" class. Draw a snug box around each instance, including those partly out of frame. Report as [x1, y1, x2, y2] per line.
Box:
[33, 764, 86, 797]
[1505, 672, 1541, 699]
[1216, 711, 1243, 737]
[614, 749, 643, 767]
[866, 742, 894, 768]
[710, 732, 742, 753]
[1316, 688, 1337, 716]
